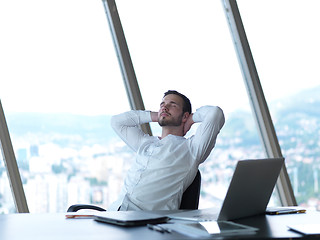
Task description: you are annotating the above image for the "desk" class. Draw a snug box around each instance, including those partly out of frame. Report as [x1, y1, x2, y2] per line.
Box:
[0, 211, 319, 240]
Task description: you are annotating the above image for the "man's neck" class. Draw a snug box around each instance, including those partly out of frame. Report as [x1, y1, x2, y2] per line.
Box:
[161, 127, 184, 139]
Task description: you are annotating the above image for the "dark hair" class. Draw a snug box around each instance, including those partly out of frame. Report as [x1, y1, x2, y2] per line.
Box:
[163, 90, 192, 114]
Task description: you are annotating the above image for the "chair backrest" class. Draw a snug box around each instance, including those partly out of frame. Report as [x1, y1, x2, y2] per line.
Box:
[179, 170, 201, 210]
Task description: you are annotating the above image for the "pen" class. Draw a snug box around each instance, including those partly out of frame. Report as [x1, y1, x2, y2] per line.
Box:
[148, 224, 165, 233]
[147, 224, 171, 233]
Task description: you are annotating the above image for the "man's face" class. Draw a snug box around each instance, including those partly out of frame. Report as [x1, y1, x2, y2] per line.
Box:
[158, 94, 185, 127]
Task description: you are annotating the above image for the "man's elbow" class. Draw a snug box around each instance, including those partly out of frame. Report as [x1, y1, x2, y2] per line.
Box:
[216, 106, 225, 129]
[208, 106, 225, 129]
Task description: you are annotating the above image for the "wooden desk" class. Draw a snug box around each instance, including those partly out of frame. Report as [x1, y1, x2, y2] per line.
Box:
[0, 211, 319, 239]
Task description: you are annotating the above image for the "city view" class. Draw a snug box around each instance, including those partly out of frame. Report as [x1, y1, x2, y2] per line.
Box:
[1, 86, 319, 213]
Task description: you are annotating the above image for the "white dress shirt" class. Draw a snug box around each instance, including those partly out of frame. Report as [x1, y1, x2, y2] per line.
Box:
[108, 105, 225, 211]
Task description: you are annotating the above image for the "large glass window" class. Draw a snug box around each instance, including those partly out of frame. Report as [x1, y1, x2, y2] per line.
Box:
[0, 153, 16, 213]
[0, 0, 130, 213]
[116, 0, 268, 208]
[238, 0, 320, 210]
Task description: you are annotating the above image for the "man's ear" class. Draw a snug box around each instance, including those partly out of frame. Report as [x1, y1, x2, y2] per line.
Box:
[182, 112, 190, 123]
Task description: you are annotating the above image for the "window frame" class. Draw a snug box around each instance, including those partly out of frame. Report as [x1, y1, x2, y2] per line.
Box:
[0, 101, 29, 213]
[221, 0, 296, 206]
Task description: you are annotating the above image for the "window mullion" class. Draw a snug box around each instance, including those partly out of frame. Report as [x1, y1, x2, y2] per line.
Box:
[222, 0, 297, 206]
[102, 0, 152, 135]
[0, 100, 29, 213]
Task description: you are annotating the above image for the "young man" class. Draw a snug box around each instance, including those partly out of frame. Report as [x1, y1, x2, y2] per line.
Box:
[108, 90, 225, 211]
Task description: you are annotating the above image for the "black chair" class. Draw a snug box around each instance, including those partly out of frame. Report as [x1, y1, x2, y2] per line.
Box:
[67, 170, 201, 212]
[179, 170, 201, 210]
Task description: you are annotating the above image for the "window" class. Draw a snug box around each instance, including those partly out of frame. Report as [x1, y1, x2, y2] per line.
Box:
[238, 0, 320, 210]
[0, 0, 130, 213]
[0, 154, 16, 213]
[116, 0, 268, 208]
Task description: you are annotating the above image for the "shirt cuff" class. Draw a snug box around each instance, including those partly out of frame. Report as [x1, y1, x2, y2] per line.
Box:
[139, 110, 153, 124]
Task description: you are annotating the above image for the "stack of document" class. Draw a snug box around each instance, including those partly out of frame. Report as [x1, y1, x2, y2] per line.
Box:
[288, 224, 320, 236]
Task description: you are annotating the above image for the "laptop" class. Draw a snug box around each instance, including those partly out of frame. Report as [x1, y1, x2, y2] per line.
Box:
[169, 157, 285, 221]
[93, 211, 169, 226]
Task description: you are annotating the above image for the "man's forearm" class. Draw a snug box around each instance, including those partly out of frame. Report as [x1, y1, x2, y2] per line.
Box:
[111, 110, 153, 151]
[150, 111, 158, 122]
[183, 113, 194, 136]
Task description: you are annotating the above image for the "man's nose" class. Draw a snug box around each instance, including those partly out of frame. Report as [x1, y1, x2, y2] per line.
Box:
[161, 104, 168, 111]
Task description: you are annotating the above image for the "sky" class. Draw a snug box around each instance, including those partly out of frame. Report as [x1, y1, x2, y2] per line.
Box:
[0, 0, 319, 116]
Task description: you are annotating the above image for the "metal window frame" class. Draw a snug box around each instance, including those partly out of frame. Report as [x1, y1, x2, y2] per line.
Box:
[102, 0, 152, 136]
[0, 100, 29, 213]
[222, 0, 296, 206]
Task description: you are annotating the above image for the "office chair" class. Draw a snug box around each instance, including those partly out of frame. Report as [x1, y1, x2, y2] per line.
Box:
[67, 170, 201, 212]
[179, 170, 201, 210]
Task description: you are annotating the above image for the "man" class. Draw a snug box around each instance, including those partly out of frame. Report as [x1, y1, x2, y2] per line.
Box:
[108, 90, 225, 211]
